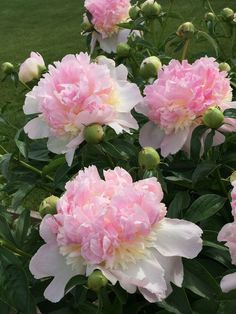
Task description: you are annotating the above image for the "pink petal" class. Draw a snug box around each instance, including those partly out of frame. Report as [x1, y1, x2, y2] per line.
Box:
[139, 121, 165, 149]
[160, 129, 189, 157]
[220, 273, 236, 293]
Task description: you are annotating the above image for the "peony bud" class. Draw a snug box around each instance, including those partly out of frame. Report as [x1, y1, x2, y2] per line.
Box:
[39, 195, 59, 218]
[138, 147, 160, 170]
[116, 43, 131, 57]
[202, 107, 224, 129]
[140, 56, 162, 79]
[219, 62, 231, 73]
[177, 22, 195, 40]
[84, 124, 104, 144]
[141, 0, 162, 18]
[19, 52, 46, 83]
[87, 270, 108, 292]
[81, 14, 93, 32]
[129, 4, 140, 20]
[204, 12, 215, 22]
[221, 8, 234, 21]
[1, 62, 14, 75]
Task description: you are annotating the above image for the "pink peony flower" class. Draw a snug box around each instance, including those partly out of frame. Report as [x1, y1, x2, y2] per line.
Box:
[19, 52, 45, 83]
[137, 57, 236, 157]
[218, 181, 236, 293]
[84, 0, 131, 53]
[29, 166, 203, 303]
[23, 53, 142, 165]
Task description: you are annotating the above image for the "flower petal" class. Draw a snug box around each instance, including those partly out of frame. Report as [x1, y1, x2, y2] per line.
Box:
[160, 129, 189, 157]
[23, 89, 40, 114]
[220, 273, 236, 293]
[154, 218, 203, 258]
[24, 117, 50, 139]
[139, 121, 165, 149]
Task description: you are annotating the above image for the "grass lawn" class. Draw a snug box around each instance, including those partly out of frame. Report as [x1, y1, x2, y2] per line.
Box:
[0, 0, 235, 209]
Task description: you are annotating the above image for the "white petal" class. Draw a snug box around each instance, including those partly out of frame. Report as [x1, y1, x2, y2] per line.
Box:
[160, 129, 189, 157]
[154, 218, 203, 258]
[220, 273, 236, 293]
[24, 117, 50, 139]
[135, 101, 149, 116]
[212, 130, 225, 146]
[139, 121, 165, 149]
[23, 89, 40, 114]
[65, 149, 75, 167]
[47, 136, 70, 154]
[116, 112, 139, 130]
[116, 81, 143, 112]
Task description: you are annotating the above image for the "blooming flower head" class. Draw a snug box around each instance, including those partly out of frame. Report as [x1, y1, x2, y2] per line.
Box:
[84, 0, 131, 53]
[23, 53, 142, 165]
[19, 52, 45, 83]
[218, 180, 236, 293]
[137, 57, 236, 157]
[30, 166, 202, 303]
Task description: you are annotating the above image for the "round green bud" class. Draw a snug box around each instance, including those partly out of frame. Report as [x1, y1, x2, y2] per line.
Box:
[204, 12, 215, 22]
[39, 195, 59, 218]
[219, 62, 231, 73]
[221, 8, 234, 21]
[138, 147, 160, 170]
[1, 62, 14, 75]
[81, 14, 93, 32]
[116, 43, 131, 58]
[202, 107, 224, 129]
[129, 4, 140, 20]
[140, 56, 162, 79]
[141, 0, 162, 18]
[177, 22, 195, 39]
[87, 270, 108, 292]
[84, 124, 104, 144]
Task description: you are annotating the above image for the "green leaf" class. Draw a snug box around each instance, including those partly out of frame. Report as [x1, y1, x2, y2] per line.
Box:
[158, 286, 192, 314]
[192, 162, 217, 185]
[167, 191, 190, 218]
[183, 259, 221, 299]
[184, 194, 225, 223]
[42, 156, 66, 176]
[197, 31, 219, 57]
[65, 275, 87, 292]
[224, 108, 236, 119]
[15, 129, 28, 159]
[204, 129, 215, 155]
[14, 209, 30, 247]
[190, 125, 208, 161]
[192, 299, 219, 314]
[101, 142, 128, 160]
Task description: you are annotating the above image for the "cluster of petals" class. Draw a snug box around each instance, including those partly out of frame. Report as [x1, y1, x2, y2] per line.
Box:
[84, 0, 131, 53]
[23, 53, 142, 165]
[29, 166, 203, 303]
[19, 52, 45, 83]
[218, 180, 236, 293]
[137, 57, 236, 157]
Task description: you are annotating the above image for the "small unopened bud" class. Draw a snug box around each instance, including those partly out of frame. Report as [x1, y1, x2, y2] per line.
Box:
[116, 43, 131, 57]
[129, 4, 140, 20]
[230, 171, 236, 184]
[219, 62, 231, 73]
[1, 62, 14, 75]
[204, 12, 215, 22]
[84, 124, 104, 144]
[138, 147, 160, 170]
[87, 270, 108, 292]
[177, 22, 195, 40]
[140, 56, 162, 79]
[202, 107, 224, 129]
[141, 0, 162, 18]
[221, 8, 234, 21]
[81, 14, 93, 32]
[39, 195, 59, 218]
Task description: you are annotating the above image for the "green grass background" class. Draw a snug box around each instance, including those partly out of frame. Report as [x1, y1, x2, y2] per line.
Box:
[0, 0, 235, 209]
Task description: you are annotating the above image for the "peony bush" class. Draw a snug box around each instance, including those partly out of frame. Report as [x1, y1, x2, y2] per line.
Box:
[1, 0, 236, 313]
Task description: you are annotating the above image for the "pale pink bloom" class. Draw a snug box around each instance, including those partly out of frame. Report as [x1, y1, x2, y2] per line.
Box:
[233, 13, 236, 23]
[23, 53, 142, 165]
[218, 181, 236, 293]
[19, 52, 45, 83]
[29, 166, 203, 303]
[137, 57, 236, 157]
[84, 0, 131, 53]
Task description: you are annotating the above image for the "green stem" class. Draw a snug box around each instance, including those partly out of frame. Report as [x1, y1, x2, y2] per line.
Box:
[181, 39, 190, 60]
[19, 80, 31, 91]
[216, 168, 228, 197]
[158, 0, 174, 48]
[206, 0, 228, 37]
[0, 239, 31, 257]
[0, 145, 53, 182]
